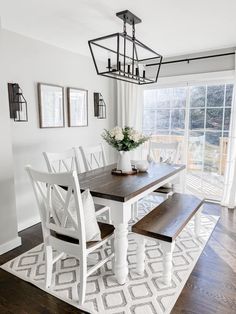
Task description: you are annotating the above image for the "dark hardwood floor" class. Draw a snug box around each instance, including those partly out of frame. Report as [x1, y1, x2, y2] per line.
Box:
[0, 224, 89, 314]
[0, 203, 236, 314]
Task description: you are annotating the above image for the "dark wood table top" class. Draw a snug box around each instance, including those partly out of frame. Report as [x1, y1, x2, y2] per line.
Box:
[78, 162, 185, 202]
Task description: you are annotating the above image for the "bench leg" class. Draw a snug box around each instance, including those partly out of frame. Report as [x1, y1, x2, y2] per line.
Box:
[194, 210, 201, 237]
[161, 241, 175, 285]
[136, 236, 146, 275]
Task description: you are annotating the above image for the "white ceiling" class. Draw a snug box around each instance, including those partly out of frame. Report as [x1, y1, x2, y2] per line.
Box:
[0, 0, 236, 58]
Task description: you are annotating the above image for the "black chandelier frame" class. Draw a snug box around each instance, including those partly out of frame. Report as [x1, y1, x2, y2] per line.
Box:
[88, 10, 163, 85]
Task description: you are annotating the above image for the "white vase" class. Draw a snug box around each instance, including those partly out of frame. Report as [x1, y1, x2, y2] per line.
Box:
[117, 151, 132, 172]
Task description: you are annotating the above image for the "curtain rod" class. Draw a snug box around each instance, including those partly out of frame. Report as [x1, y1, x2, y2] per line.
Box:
[146, 52, 235, 67]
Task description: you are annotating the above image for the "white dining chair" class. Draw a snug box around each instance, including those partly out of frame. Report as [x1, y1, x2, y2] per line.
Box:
[148, 141, 181, 198]
[148, 141, 181, 165]
[25, 166, 115, 305]
[77, 144, 107, 171]
[43, 149, 81, 174]
[43, 149, 110, 222]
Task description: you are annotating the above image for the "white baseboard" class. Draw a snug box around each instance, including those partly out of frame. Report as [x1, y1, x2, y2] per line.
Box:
[18, 215, 41, 232]
[0, 236, 22, 255]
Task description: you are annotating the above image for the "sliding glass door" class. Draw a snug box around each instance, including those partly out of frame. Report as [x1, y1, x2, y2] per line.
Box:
[143, 82, 234, 201]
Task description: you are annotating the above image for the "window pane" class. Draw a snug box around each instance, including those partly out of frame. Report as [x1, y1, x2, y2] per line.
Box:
[144, 90, 158, 109]
[157, 89, 171, 108]
[155, 110, 170, 129]
[224, 108, 231, 130]
[207, 85, 224, 107]
[204, 132, 221, 172]
[189, 108, 205, 129]
[188, 131, 204, 171]
[225, 84, 233, 107]
[154, 130, 170, 136]
[172, 87, 187, 108]
[190, 86, 206, 107]
[143, 109, 155, 133]
[206, 108, 223, 130]
[171, 109, 185, 129]
[170, 130, 184, 136]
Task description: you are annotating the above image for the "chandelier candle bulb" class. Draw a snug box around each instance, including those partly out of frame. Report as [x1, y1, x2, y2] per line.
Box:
[108, 58, 111, 70]
[143, 70, 146, 78]
[135, 67, 139, 77]
[118, 61, 121, 71]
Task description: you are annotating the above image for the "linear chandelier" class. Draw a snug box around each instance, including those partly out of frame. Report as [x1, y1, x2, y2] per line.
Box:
[88, 10, 163, 85]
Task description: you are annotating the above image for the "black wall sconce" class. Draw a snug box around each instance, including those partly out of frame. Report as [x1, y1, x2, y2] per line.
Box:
[8, 83, 28, 122]
[94, 92, 106, 119]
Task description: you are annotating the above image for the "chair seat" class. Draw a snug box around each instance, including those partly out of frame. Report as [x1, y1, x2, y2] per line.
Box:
[51, 222, 114, 248]
[154, 186, 173, 194]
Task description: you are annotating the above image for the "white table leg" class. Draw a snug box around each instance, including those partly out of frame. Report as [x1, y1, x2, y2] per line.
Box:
[93, 198, 132, 285]
[114, 222, 129, 284]
[136, 235, 146, 275]
[161, 241, 175, 285]
[194, 210, 201, 237]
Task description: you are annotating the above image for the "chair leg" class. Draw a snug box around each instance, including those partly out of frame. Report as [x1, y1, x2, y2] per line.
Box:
[161, 241, 175, 285]
[194, 210, 201, 237]
[45, 245, 53, 288]
[111, 238, 115, 274]
[136, 235, 146, 275]
[78, 257, 87, 305]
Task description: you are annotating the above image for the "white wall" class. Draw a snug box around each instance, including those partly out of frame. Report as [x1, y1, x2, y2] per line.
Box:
[0, 22, 21, 253]
[1, 29, 116, 232]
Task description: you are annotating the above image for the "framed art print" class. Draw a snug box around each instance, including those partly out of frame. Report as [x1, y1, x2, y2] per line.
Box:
[67, 87, 88, 127]
[38, 83, 64, 128]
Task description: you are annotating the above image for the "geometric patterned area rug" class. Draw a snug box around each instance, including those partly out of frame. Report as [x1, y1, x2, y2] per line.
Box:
[1, 195, 219, 314]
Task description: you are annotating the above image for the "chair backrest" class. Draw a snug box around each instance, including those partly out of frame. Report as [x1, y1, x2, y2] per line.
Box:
[148, 141, 181, 164]
[43, 149, 81, 174]
[25, 166, 86, 249]
[77, 144, 107, 171]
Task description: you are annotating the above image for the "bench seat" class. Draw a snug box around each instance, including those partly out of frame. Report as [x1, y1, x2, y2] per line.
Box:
[132, 193, 203, 242]
[131, 193, 203, 285]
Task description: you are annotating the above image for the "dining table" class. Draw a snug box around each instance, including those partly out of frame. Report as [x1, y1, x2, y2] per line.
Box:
[78, 161, 186, 285]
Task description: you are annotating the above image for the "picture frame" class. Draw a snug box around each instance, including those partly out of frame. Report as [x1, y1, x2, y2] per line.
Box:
[38, 83, 65, 128]
[67, 87, 88, 127]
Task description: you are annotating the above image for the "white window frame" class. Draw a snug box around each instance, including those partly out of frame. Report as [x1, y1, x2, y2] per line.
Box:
[142, 70, 235, 200]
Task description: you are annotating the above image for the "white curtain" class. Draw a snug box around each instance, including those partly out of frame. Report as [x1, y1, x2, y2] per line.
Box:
[117, 81, 143, 130]
[116, 81, 143, 159]
[222, 52, 236, 208]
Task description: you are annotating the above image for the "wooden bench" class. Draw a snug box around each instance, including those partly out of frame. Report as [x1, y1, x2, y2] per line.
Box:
[132, 193, 203, 285]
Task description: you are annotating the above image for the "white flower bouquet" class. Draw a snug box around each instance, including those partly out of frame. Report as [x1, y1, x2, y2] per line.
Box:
[102, 126, 149, 152]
